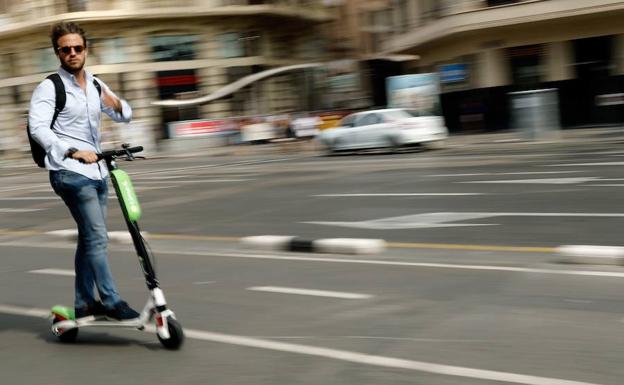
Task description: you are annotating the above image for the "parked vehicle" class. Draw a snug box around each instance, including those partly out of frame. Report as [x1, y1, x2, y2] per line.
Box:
[316, 108, 448, 153]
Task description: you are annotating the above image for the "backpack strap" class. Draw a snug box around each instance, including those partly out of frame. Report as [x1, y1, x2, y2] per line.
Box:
[93, 77, 102, 96]
[45, 75, 103, 128]
[46, 73, 65, 129]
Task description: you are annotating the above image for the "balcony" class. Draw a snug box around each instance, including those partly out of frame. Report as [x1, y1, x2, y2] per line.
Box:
[386, 0, 624, 53]
[0, 0, 332, 36]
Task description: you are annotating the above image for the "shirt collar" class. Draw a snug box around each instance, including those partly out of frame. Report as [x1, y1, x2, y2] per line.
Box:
[57, 66, 93, 83]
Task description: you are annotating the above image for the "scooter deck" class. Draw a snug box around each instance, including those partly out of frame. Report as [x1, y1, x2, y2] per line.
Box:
[51, 305, 144, 329]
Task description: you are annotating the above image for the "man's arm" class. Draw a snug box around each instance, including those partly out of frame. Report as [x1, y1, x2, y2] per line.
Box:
[96, 79, 132, 123]
[28, 80, 73, 161]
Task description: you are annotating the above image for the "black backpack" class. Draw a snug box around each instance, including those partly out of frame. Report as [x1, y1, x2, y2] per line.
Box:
[27, 73, 102, 168]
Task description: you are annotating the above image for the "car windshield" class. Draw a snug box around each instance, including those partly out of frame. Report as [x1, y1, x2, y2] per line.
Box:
[340, 115, 356, 127]
[381, 109, 414, 120]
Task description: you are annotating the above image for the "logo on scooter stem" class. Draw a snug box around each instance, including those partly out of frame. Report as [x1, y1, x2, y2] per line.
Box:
[111, 169, 142, 222]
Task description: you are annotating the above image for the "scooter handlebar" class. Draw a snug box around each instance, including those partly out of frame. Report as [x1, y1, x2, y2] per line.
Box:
[97, 146, 144, 161]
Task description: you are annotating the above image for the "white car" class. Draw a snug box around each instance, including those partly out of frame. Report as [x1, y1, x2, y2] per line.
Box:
[317, 108, 448, 153]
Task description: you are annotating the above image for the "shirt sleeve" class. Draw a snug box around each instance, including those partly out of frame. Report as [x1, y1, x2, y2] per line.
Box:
[28, 79, 72, 160]
[97, 79, 133, 123]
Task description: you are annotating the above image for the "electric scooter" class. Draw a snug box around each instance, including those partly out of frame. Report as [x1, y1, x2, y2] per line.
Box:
[50, 144, 184, 350]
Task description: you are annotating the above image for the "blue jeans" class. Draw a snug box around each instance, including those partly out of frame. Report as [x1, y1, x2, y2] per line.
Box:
[50, 170, 121, 310]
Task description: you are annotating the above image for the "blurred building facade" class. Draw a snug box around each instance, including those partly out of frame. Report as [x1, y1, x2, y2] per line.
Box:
[0, 0, 332, 152]
[352, 0, 624, 132]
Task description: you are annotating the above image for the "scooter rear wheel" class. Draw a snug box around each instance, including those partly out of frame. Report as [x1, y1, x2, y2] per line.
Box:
[158, 317, 184, 350]
[52, 316, 78, 343]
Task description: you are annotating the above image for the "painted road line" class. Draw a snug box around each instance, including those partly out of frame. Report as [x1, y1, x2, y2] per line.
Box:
[164, 250, 624, 278]
[3, 240, 624, 278]
[457, 177, 599, 184]
[589, 178, 624, 181]
[305, 212, 624, 230]
[128, 158, 295, 177]
[556, 245, 624, 265]
[0, 208, 45, 213]
[545, 162, 624, 167]
[0, 229, 40, 237]
[0, 304, 606, 385]
[427, 171, 582, 177]
[0, 304, 50, 318]
[0, 197, 56, 201]
[0, 184, 48, 193]
[134, 185, 178, 191]
[312, 193, 485, 197]
[28, 268, 75, 276]
[592, 184, 624, 187]
[0, 228, 561, 253]
[133, 175, 192, 180]
[387, 242, 555, 253]
[248, 286, 373, 299]
[46, 229, 145, 244]
[136, 179, 254, 184]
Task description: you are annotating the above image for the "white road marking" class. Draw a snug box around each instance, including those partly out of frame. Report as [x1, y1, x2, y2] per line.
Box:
[4, 240, 624, 278]
[313, 193, 485, 197]
[590, 178, 624, 181]
[428, 171, 582, 177]
[0, 303, 606, 385]
[592, 184, 624, 187]
[134, 185, 178, 190]
[0, 197, 56, 201]
[546, 162, 624, 167]
[133, 175, 191, 180]
[128, 158, 294, 177]
[564, 299, 593, 304]
[248, 286, 373, 299]
[137, 179, 254, 184]
[0, 184, 48, 193]
[305, 212, 624, 230]
[458, 177, 599, 184]
[193, 281, 217, 285]
[28, 268, 75, 276]
[0, 304, 50, 318]
[0, 208, 45, 213]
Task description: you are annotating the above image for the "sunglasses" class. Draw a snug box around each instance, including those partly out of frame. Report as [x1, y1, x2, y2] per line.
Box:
[58, 45, 85, 55]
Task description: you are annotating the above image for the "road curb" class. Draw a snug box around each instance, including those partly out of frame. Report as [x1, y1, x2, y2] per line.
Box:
[240, 235, 386, 255]
[555, 245, 624, 265]
[45, 229, 148, 245]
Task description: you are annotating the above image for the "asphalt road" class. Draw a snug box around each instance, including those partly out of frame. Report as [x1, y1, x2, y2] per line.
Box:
[2, 137, 624, 385]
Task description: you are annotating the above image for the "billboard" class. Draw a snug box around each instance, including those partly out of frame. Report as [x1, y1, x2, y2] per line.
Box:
[168, 119, 235, 138]
[386, 73, 442, 116]
[439, 63, 468, 83]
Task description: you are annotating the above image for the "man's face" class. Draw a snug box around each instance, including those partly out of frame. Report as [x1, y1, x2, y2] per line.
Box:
[56, 33, 87, 74]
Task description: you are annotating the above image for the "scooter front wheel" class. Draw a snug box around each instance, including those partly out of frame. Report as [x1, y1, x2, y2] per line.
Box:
[157, 317, 184, 350]
[52, 316, 78, 343]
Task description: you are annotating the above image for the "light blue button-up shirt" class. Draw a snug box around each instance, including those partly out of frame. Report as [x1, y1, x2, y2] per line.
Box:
[28, 67, 132, 180]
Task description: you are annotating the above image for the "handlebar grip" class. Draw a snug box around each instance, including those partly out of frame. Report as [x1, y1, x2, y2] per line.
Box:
[125, 146, 144, 154]
[97, 146, 144, 161]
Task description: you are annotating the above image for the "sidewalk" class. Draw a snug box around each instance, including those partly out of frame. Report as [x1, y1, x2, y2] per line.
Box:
[445, 126, 624, 148]
[3, 126, 624, 171]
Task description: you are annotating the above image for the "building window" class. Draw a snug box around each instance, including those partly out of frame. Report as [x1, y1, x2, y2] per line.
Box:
[67, 0, 87, 12]
[92, 38, 127, 64]
[149, 35, 199, 62]
[36, 47, 58, 73]
[0, 0, 10, 14]
[486, 0, 526, 6]
[420, 0, 442, 22]
[508, 44, 544, 90]
[226, 66, 255, 114]
[218, 31, 261, 58]
[397, 0, 410, 33]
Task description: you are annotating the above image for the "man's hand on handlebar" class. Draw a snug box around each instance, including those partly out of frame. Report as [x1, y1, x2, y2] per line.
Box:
[72, 150, 99, 164]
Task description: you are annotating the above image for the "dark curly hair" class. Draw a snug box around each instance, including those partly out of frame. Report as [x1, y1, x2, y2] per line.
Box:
[50, 22, 87, 52]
